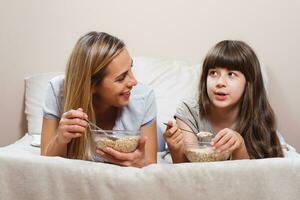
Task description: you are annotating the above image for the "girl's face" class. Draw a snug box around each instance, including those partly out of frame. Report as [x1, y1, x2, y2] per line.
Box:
[93, 48, 137, 108]
[206, 67, 246, 110]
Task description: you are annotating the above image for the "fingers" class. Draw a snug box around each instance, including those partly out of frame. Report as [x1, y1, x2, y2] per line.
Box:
[137, 136, 147, 153]
[213, 132, 231, 148]
[164, 124, 179, 138]
[164, 126, 184, 152]
[217, 137, 236, 153]
[57, 108, 89, 144]
[166, 120, 173, 128]
[95, 136, 148, 167]
[212, 128, 243, 154]
[226, 139, 239, 153]
[60, 118, 88, 128]
[96, 146, 143, 167]
[211, 128, 228, 145]
[96, 149, 133, 167]
[173, 130, 184, 144]
[97, 148, 134, 161]
[62, 108, 88, 121]
[62, 132, 82, 139]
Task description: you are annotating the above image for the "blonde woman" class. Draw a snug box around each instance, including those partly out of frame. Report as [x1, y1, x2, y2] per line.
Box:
[41, 32, 157, 167]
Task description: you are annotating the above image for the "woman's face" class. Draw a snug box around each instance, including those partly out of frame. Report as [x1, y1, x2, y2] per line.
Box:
[93, 48, 137, 108]
[206, 67, 246, 110]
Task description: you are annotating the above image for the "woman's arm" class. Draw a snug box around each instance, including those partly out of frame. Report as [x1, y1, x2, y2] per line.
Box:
[41, 118, 67, 157]
[41, 108, 88, 157]
[140, 121, 157, 164]
[96, 121, 157, 168]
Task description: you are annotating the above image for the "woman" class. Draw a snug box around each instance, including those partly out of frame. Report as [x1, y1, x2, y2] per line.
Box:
[41, 32, 157, 167]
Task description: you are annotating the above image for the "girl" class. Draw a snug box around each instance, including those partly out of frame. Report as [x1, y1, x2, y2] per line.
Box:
[164, 40, 284, 163]
[41, 32, 157, 167]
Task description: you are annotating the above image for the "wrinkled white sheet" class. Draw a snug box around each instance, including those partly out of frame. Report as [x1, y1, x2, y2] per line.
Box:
[0, 134, 300, 200]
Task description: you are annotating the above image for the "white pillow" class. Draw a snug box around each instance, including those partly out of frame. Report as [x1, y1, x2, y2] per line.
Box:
[25, 72, 63, 135]
[23, 60, 268, 144]
[133, 57, 200, 129]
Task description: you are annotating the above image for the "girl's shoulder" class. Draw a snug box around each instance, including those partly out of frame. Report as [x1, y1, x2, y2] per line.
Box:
[178, 99, 199, 112]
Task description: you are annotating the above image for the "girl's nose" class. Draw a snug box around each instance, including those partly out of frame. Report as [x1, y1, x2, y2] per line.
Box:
[216, 75, 227, 87]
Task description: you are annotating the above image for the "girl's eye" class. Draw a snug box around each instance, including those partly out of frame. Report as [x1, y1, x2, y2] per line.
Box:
[228, 72, 237, 77]
[208, 70, 218, 77]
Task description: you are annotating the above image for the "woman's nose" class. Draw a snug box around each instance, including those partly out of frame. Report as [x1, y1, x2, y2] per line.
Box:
[127, 72, 137, 87]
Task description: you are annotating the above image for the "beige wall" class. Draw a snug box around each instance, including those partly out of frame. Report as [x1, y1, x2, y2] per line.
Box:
[0, 0, 299, 151]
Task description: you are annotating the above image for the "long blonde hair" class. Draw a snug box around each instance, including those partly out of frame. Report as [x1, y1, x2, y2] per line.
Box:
[63, 32, 125, 160]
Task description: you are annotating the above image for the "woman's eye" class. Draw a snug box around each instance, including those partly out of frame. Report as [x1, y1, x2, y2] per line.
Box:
[115, 74, 127, 82]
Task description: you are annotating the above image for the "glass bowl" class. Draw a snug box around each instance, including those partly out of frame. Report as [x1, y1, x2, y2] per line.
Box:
[184, 132, 230, 162]
[91, 129, 140, 153]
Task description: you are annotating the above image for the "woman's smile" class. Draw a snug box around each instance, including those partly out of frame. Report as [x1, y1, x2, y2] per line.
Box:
[120, 90, 131, 100]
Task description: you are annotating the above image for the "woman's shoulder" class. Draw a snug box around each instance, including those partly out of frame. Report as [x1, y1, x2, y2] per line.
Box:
[115, 82, 156, 130]
[49, 74, 65, 86]
[131, 82, 154, 99]
[48, 75, 65, 93]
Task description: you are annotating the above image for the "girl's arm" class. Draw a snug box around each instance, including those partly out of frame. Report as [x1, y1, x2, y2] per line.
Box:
[212, 128, 250, 160]
[97, 121, 157, 167]
[163, 120, 186, 163]
[231, 141, 249, 160]
[163, 119, 198, 163]
[176, 119, 199, 161]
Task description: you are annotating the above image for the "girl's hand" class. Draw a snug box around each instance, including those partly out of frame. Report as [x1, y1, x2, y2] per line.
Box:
[163, 121, 184, 152]
[96, 136, 148, 168]
[57, 108, 88, 144]
[211, 128, 245, 155]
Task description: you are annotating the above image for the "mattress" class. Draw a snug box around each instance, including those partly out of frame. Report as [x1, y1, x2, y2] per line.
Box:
[1, 134, 300, 200]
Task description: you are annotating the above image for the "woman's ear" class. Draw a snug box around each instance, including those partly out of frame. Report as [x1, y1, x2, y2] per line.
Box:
[91, 84, 96, 94]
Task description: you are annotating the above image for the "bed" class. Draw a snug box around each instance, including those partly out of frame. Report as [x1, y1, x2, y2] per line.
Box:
[1, 57, 300, 200]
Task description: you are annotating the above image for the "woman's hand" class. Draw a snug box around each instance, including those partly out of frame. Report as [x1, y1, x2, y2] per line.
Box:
[212, 128, 249, 159]
[96, 136, 148, 168]
[163, 121, 184, 153]
[57, 108, 88, 144]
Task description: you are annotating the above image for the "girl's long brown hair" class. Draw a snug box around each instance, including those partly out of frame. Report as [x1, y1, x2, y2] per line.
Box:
[198, 40, 283, 158]
[63, 32, 125, 160]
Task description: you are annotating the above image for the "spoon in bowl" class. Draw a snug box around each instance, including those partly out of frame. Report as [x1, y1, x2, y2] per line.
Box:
[84, 119, 119, 141]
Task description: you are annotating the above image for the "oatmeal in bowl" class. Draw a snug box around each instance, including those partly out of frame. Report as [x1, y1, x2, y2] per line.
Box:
[91, 130, 140, 153]
[185, 131, 230, 162]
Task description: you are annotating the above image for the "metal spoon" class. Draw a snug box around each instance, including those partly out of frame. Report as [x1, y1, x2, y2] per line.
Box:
[163, 122, 195, 134]
[85, 119, 119, 141]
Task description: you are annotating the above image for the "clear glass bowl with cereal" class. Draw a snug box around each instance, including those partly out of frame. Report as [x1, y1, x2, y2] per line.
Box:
[184, 131, 230, 162]
[91, 129, 141, 153]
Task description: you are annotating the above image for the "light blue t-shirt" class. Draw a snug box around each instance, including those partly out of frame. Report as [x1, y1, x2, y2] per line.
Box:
[43, 75, 157, 131]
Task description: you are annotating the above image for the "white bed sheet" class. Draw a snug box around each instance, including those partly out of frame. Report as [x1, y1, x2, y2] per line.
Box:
[1, 134, 300, 200]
